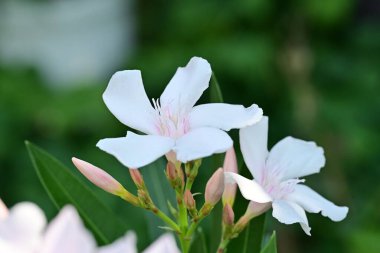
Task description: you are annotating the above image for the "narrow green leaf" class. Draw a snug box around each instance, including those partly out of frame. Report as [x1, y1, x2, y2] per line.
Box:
[209, 72, 224, 103]
[140, 158, 176, 239]
[260, 231, 277, 253]
[25, 141, 128, 245]
[190, 227, 209, 253]
[243, 214, 267, 253]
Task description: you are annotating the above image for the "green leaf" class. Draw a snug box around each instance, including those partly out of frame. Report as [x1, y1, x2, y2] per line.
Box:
[190, 227, 209, 253]
[260, 231, 277, 253]
[140, 158, 176, 239]
[25, 141, 128, 245]
[209, 72, 224, 103]
[243, 214, 267, 253]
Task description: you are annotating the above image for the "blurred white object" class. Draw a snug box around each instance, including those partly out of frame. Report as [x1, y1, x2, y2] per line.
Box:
[0, 0, 134, 87]
[0, 200, 179, 253]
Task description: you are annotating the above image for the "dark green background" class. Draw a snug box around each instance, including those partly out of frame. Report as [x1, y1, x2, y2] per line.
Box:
[1, 0, 379, 252]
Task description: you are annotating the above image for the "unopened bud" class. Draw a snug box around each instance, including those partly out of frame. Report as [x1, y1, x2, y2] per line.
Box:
[129, 169, 144, 189]
[222, 148, 238, 206]
[166, 162, 177, 185]
[205, 168, 224, 206]
[0, 199, 8, 220]
[184, 190, 197, 218]
[72, 157, 124, 195]
[244, 201, 271, 219]
[72, 158, 139, 206]
[166, 162, 184, 190]
[223, 203, 235, 226]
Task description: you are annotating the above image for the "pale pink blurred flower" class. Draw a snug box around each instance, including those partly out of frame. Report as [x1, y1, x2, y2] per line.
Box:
[0, 202, 46, 253]
[0, 201, 179, 253]
[97, 56, 263, 168]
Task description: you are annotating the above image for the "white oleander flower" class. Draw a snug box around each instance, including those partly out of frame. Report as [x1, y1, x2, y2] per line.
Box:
[225, 117, 348, 235]
[97, 56, 263, 168]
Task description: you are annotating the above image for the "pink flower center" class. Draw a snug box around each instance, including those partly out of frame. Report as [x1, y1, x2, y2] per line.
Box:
[258, 165, 304, 199]
[152, 99, 190, 138]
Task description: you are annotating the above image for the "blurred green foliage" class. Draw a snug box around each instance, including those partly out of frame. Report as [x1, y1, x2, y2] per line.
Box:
[1, 0, 379, 252]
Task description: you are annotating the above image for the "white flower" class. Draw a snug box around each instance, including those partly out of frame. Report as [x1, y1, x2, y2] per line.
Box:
[0, 201, 46, 253]
[0, 200, 179, 253]
[97, 57, 263, 168]
[225, 117, 348, 235]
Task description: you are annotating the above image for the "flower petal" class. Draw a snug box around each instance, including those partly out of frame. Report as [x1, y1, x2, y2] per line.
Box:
[189, 103, 263, 131]
[98, 232, 137, 253]
[0, 202, 46, 251]
[224, 172, 272, 203]
[143, 233, 180, 253]
[103, 70, 157, 134]
[40, 206, 95, 253]
[286, 185, 348, 222]
[97, 132, 175, 168]
[174, 127, 232, 163]
[267, 137, 325, 181]
[160, 57, 211, 112]
[239, 116, 269, 181]
[272, 200, 311, 235]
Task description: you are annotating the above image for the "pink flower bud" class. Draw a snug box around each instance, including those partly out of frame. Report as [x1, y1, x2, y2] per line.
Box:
[205, 168, 224, 206]
[245, 201, 271, 219]
[129, 169, 144, 189]
[184, 190, 196, 210]
[0, 198, 8, 220]
[222, 148, 238, 206]
[223, 203, 234, 226]
[72, 157, 125, 196]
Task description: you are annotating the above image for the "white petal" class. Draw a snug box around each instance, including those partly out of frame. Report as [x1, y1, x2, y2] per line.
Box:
[174, 127, 232, 163]
[0, 202, 46, 250]
[98, 232, 137, 253]
[40, 206, 96, 253]
[286, 185, 348, 222]
[97, 132, 175, 168]
[103, 70, 157, 134]
[189, 103, 263, 131]
[224, 172, 272, 203]
[272, 200, 311, 235]
[267, 137, 325, 181]
[160, 57, 211, 112]
[239, 116, 269, 181]
[143, 233, 180, 253]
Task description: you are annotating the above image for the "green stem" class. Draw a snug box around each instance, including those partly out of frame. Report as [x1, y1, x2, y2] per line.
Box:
[217, 238, 230, 253]
[153, 209, 180, 233]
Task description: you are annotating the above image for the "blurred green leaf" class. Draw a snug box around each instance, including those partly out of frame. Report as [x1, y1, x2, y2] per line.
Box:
[260, 231, 277, 253]
[207, 72, 224, 252]
[141, 158, 176, 239]
[209, 72, 224, 103]
[242, 214, 266, 253]
[25, 141, 128, 245]
[190, 227, 208, 253]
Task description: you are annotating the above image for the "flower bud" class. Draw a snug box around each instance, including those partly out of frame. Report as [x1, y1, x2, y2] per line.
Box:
[0, 198, 8, 220]
[184, 190, 197, 217]
[72, 158, 139, 206]
[166, 162, 177, 181]
[222, 148, 238, 207]
[223, 203, 235, 226]
[129, 169, 145, 189]
[205, 168, 224, 206]
[244, 201, 271, 219]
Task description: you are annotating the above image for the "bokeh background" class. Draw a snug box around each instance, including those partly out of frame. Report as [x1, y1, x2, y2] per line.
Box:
[0, 0, 379, 252]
